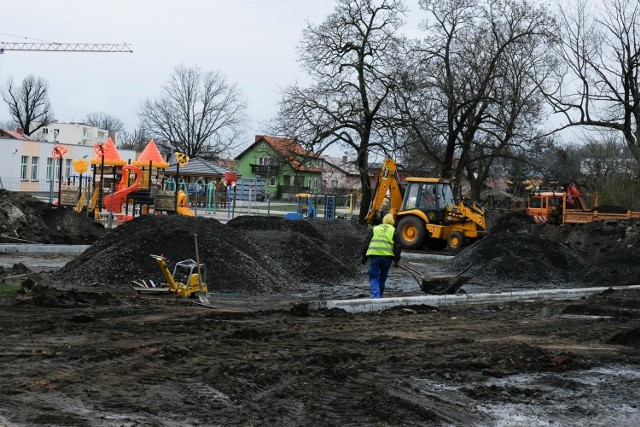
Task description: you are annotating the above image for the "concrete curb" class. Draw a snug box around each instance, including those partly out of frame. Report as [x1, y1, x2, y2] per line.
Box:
[0, 244, 90, 255]
[326, 285, 640, 313]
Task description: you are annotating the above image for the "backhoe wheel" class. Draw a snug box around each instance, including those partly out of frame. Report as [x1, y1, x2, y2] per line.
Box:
[447, 231, 465, 253]
[397, 216, 426, 250]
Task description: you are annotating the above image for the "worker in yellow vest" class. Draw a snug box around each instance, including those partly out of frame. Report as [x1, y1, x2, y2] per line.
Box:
[361, 213, 402, 298]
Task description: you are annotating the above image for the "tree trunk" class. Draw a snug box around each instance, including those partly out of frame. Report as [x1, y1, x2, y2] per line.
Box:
[356, 149, 371, 224]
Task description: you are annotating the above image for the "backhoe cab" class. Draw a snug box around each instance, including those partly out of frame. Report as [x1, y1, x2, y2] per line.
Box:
[366, 158, 486, 252]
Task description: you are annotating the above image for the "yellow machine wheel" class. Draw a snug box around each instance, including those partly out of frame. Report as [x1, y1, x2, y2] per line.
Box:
[447, 230, 465, 252]
[397, 216, 426, 250]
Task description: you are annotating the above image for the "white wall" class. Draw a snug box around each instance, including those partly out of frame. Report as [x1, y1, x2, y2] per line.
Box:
[0, 137, 136, 192]
[30, 122, 112, 146]
[0, 140, 22, 187]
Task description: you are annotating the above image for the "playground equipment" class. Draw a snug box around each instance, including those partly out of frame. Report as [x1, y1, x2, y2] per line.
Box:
[285, 193, 316, 220]
[205, 182, 217, 214]
[176, 190, 195, 217]
[52, 139, 233, 225]
[103, 164, 141, 214]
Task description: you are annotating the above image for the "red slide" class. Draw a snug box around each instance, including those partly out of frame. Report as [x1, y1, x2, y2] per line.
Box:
[103, 165, 141, 213]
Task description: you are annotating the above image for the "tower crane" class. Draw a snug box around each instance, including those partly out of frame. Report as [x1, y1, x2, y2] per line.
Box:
[0, 42, 132, 54]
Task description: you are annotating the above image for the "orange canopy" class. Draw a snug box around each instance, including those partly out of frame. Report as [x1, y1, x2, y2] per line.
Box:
[91, 138, 126, 166]
[133, 139, 169, 168]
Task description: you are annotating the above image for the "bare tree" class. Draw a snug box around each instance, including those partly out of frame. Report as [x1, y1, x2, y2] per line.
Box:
[118, 127, 150, 152]
[2, 75, 53, 135]
[84, 112, 125, 133]
[578, 130, 639, 203]
[395, 0, 556, 199]
[0, 118, 16, 129]
[139, 65, 247, 159]
[272, 0, 407, 221]
[544, 0, 640, 161]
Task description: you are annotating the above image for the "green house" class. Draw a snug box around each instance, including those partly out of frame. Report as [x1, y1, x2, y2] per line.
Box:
[235, 135, 323, 201]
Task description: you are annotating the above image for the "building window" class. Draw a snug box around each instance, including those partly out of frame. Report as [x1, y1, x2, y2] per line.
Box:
[312, 178, 318, 189]
[65, 159, 72, 180]
[269, 176, 276, 186]
[331, 179, 339, 188]
[31, 157, 39, 181]
[46, 157, 53, 181]
[42, 128, 49, 134]
[20, 156, 29, 180]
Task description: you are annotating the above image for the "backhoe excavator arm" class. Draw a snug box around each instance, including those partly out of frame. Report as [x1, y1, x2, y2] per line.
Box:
[366, 158, 404, 224]
[457, 200, 486, 230]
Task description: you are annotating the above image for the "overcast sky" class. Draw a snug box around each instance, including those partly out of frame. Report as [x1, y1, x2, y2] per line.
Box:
[0, 0, 423, 153]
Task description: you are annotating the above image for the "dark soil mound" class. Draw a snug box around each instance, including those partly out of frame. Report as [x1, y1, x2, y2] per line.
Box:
[489, 210, 538, 234]
[17, 284, 121, 308]
[55, 215, 297, 294]
[449, 233, 586, 286]
[543, 219, 640, 262]
[53, 215, 368, 295]
[608, 328, 640, 346]
[227, 215, 324, 240]
[228, 216, 367, 283]
[0, 189, 106, 244]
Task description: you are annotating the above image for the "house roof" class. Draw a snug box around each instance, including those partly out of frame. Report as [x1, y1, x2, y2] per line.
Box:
[165, 157, 238, 178]
[0, 129, 32, 141]
[236, 135, 323, 173]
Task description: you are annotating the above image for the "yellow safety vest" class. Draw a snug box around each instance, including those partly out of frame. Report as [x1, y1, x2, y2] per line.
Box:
[366, 224, 395, 257]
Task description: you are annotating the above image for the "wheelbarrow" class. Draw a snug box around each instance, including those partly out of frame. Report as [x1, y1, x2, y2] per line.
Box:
[399, 262, 474, 295]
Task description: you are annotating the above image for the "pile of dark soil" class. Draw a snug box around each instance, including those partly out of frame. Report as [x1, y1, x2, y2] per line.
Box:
[471, 212, 640, 287]
[488, 210, 538, 234]
[16, 283, 121, 308]
[228, 216, 367, 283]
[449, 233, 586, 287]
[54, 215, 367, 294]
[0, 189, 106, 244]
[539, 219, 640, 286]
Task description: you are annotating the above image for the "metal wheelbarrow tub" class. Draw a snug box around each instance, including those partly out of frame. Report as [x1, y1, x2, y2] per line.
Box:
[418, 273, 471, 294]
[399, 262, 474, 295]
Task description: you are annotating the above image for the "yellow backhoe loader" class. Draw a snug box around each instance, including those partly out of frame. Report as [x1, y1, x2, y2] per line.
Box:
[366, 158, 486, 252]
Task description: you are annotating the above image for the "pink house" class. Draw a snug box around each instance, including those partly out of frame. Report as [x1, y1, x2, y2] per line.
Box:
[321, 155, 360, 192]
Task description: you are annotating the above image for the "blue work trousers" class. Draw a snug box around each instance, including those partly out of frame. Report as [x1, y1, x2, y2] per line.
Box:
[368, 256, 393, 299]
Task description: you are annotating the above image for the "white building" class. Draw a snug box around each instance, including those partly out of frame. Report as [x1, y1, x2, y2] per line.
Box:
[30, 120, 115, 147]
[0, 128, 136, 194]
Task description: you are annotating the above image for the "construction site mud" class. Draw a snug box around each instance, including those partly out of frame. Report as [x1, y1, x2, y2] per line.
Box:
[1, 209, 640, 426]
